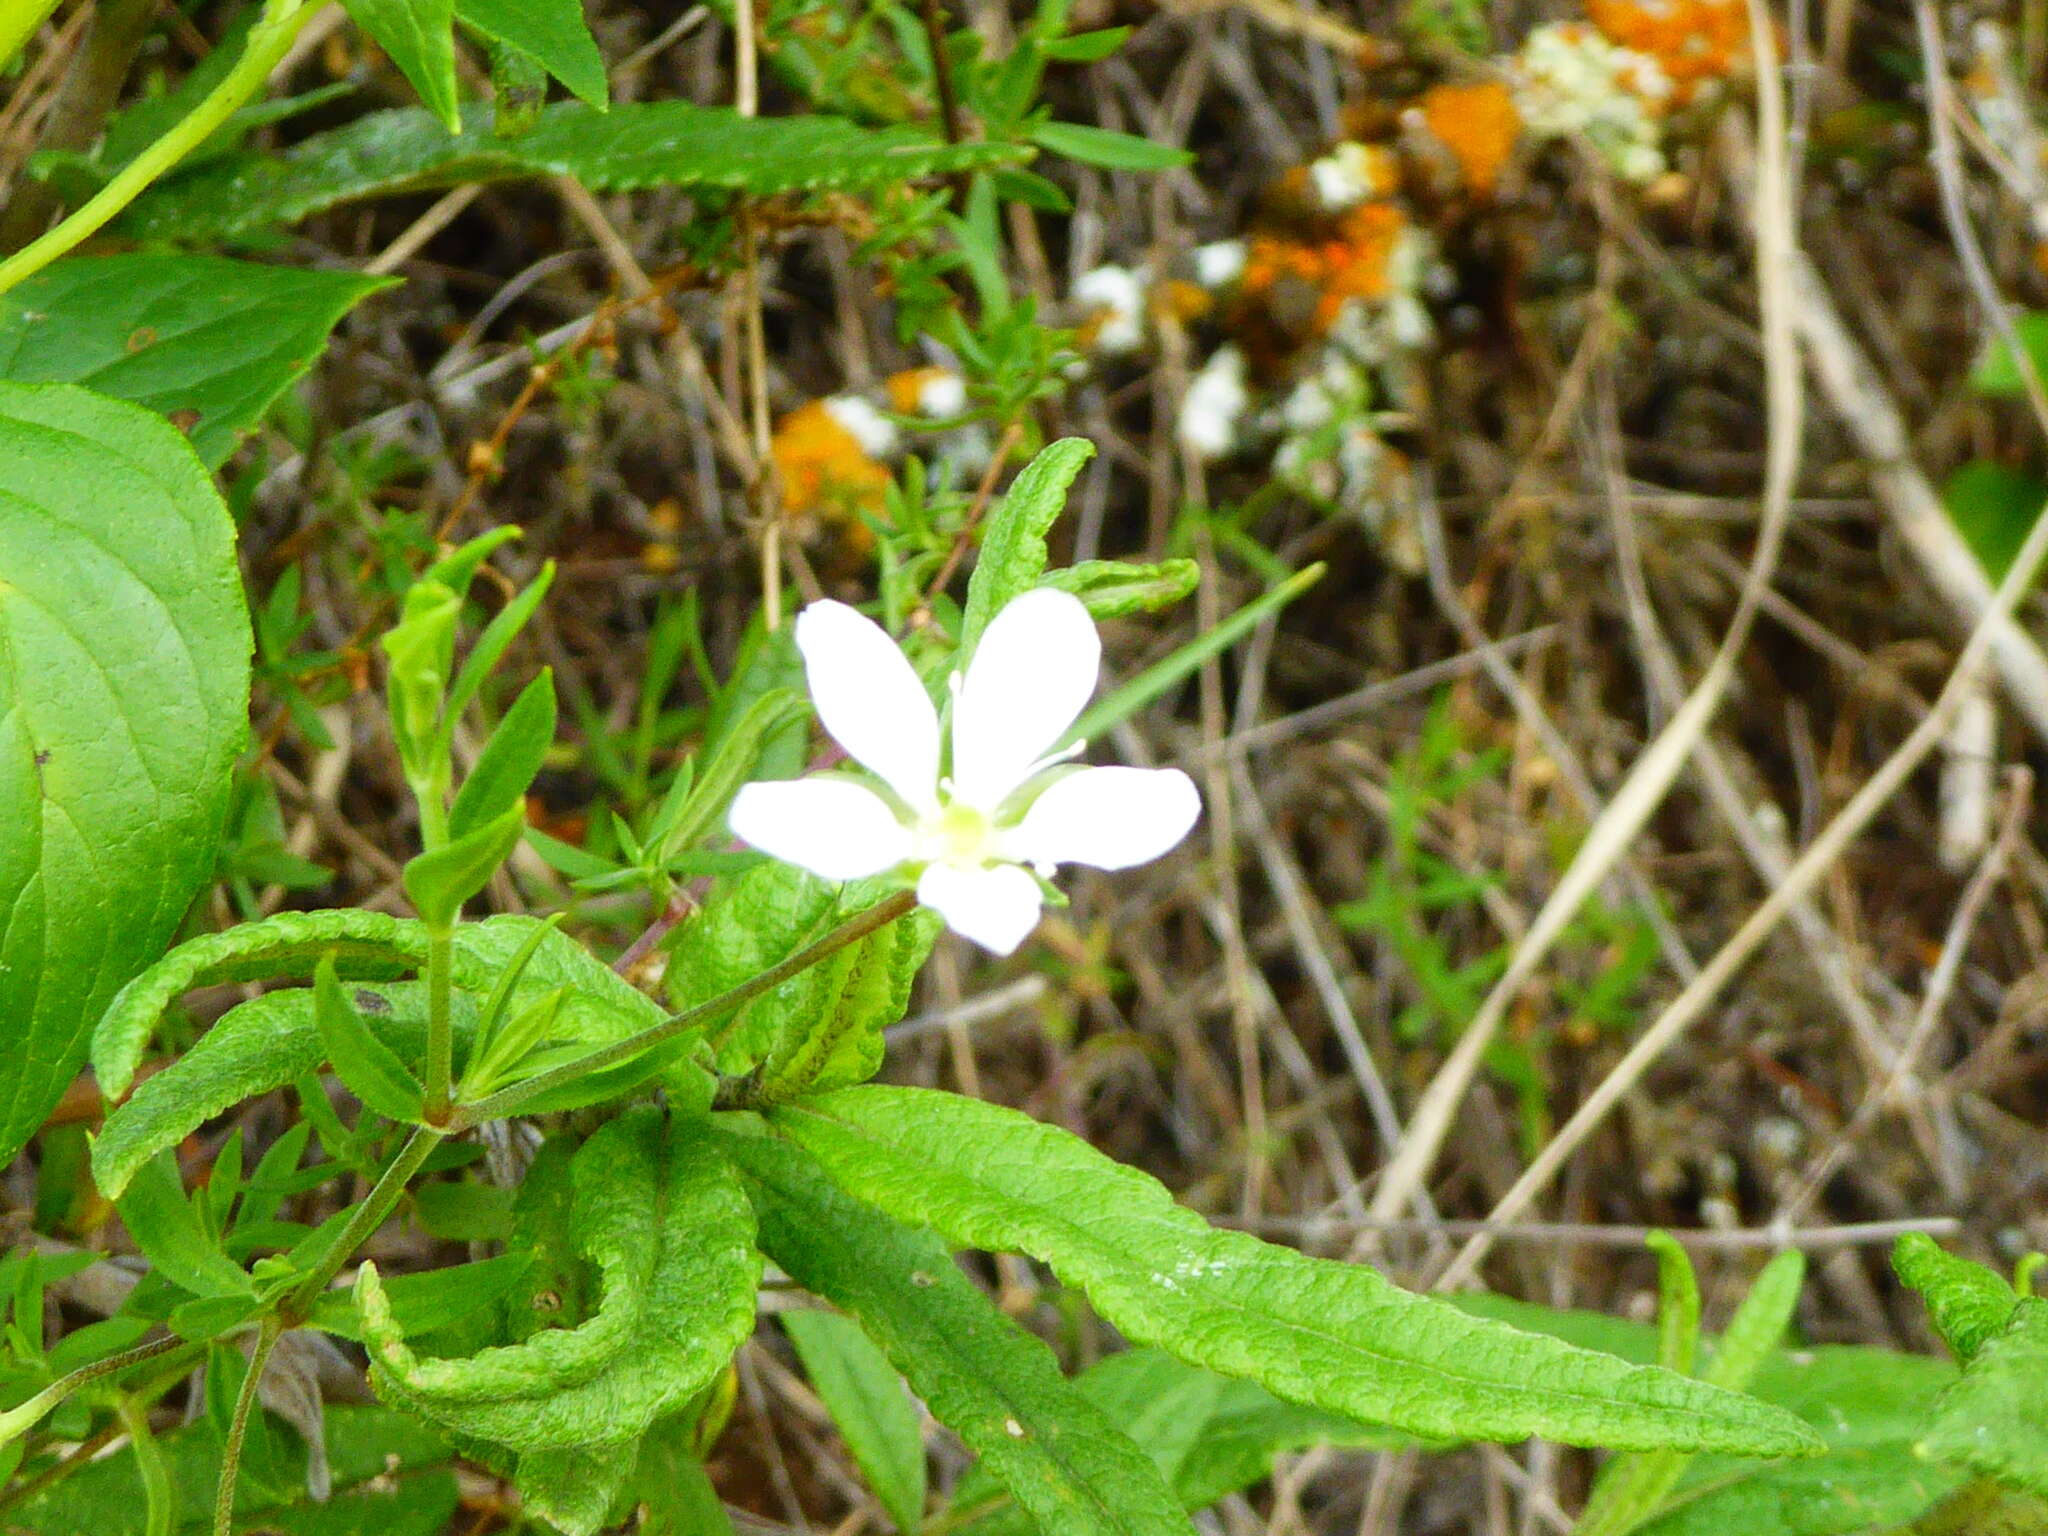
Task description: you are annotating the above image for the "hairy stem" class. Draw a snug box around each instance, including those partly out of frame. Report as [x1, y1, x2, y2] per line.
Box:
[423, 927, 455, 1123]
[212, 1318, 282, 1536]
[0, 1335, 189, 1449]
[0, 0, 327, 296]
[451, 888, 918, 1128]
[283, 1125, 442, 1319]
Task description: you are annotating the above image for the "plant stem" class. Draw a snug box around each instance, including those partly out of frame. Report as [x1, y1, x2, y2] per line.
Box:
[0, 0, 61, 74]
[212, 1317, 282, 1536]
[0, 0, 326, 297]
[0, 1334, 189, 1448]
[423, 927, 455, 1122]
[116, 1397, 175, 1536]
[451, 889, 918, 1129]
[283, 1125, 442, 1319]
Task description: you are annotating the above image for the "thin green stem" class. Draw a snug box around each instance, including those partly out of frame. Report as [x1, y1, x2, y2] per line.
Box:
[116, 1397, 175, 1536]
[0, 0, 326, 297]
[423, 927, 455, 1122]
[212, 1317, 282, 1536]
[449, 889, 919, 1129]
[0, 1334, 188, 1449]
[0, 0, 64, 76]
[283, 1125, 442, 1318]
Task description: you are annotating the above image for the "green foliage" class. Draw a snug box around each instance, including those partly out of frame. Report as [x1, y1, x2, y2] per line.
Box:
[1028, 120, 1192, 171]
[726, 1127, 1194, 1536]
[343, 0, 461, 129]
[455, 0, 608, 108]
[961, 437, 1095, 653]
[1941, 461, 2048, 581]
[120, 103, 1029, 243]
[359, 1110, 759, 1456]
[1970, 312, 2048, 398]
[1896, 1233, 2020, 1363]
[774, 1088, 1823, 1455]
[0, 255, 390, 467]
[1040, 557, 1201, 618]
[782, 1309, 927, 1532]
[0, 383, 250, 1168]
[1919, 1302, 2048, 1498]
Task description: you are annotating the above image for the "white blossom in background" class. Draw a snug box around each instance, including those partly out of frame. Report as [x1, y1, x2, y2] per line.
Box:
[1511, 23, 1672, 185]
[1178, 344, 1248, 461]
[728, 590, 1201, 954]
[822, 394, 901, 458]
[1074, 264, 1149, 355]
[909, 369, 969, 419]
[1307, 141, 1396, 211]
[1193, 239, 1248, 290]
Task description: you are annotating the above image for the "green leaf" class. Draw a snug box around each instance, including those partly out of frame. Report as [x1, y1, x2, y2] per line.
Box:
[663, 862, 838, 1072]
[961, 438, 1094, 653]
[1029, 120, 1192, 170]
[1040, 558, 1199, 618]
[448, 669, 556, 841]
[650, 688, 804, 868]
[516, 1440, 637, 1536]
[0, 255, 392, 468]
[313, 957, 427, 1123]
[0, 383, 250, 1168]
[1941, 461, 2048, 582]
[310, 1251, 534, 1341]
[360, 1109, 759, 1452]
[1038, 27, 1132, 61]
[6, 1405, 457, 1536]
[121, 103, 1029, 243]
[722, 1127, 1194, 1536]
[1896, 1233, 2019, 1363]
[343, 0, 462, 129]
[455, 0, 607, 108]
[403, 801, 528, 927]
[114, 1152, 255, 1300]
[1970, 312, 2048, 397]
[783, 1309, 927, 1532]
[1920, 1300, 2048, 1497]
[756, 899, 938, 1103]
[773, 1088, 1824, 1456]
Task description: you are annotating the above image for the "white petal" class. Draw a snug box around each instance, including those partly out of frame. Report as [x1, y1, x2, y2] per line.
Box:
[729, 779, 914, 881]
[1002, 767, 1201, 871]
[951, 588, 1100, 812]
[916, 862, 1045, 955]
[793, 601, 941, 814]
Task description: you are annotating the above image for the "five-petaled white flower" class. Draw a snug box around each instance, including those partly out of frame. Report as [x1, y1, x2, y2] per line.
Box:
[728, 589, 1201, 955]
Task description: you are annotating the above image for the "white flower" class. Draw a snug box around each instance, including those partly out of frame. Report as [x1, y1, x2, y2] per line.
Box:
[822, 395, 900, 458]
[1178, 345, 1248, 461]
[1075, 265, 1149, 356]
[1308, 142, 1394, 211]
[728, 589, 1201, 954]
[1194, 239, 1248, 289]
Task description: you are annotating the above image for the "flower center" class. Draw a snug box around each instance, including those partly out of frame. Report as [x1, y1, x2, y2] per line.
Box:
[925, 800, 994, 865]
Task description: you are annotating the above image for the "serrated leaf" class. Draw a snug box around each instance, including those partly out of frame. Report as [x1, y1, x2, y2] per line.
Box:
[0, 383, 250, 1168]
[961, 438, 1093, 654]
[1029, 120, 1192, 170]
[1896, 1233, 2021, 1364]
[722, 1127, 1193, 1536]
[120, 102, 1028, 243]
[774, 1088, 1824, 1456]
[0, 255, 392, 467]
[309, 1251, 534, 1341]
[343, 0, 462, 129]
[784, 1309, 926, 1532]
[757, 900, 937, 1102]
[313, 957, 426, 1123]
[5, 1404, 456, 1536]
[1040, 558, 1199, 618]
[361, 1109, 759, 1453]
[1920, 1300, 2048, 1498]
[455, 0, 607, 108]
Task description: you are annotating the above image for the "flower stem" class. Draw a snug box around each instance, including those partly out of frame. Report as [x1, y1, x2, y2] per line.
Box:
[450, 889, 918, 1129]
[0, 0, 326, 297]
[212, 1317, 282, 1536]
[0, 1335, 189, 1449]
[283, 1125, 442, 1320]
[423, 926, 455, 1123]
[116, 1397, 174, 1536]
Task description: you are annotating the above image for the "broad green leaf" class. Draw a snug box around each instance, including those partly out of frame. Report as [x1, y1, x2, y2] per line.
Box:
[722, 1127, 1193, 1536]
[774, 1088, 1823, 1456]
[6, 1404, 457, 1536]
[757, 899, 938, 1102]
[1970, 312, 2048, 398]
[783, 1309, 926, 1532]
[93, 982, 459, 1200]
[517, 1439, 636, 1536]
[633, 1428, 738, 1536]
[361, 1109, 759, 1453]
[114, 1152, 256, 1300]
[309, 1251, 534, 1341]
[961, 438, 1093, 654]
[0, 383, 250, 1168]
[1040, 558, 1199, 618]
[313, 957, 426, 1123]
[121, 103, 1028, 243]
[1895, 1233, 2019, 1363]
[0, 255, 392, 468]
[1920, 1300, 2048, 1497]
[456, 0, 607, 108]
[343, 0, 462, 129]
[1941, 461, 2048, 582]
[1029, 120, 1193, 170]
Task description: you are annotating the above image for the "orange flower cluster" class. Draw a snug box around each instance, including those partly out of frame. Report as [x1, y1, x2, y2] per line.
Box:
[1417, 80, 1522, 197]
[769, 400, 891, 523]
[1242, 202, 1407, 339]
[1585, 0, 1749, 105]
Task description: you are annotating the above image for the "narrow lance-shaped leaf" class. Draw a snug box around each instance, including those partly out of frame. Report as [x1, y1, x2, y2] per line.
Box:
[1040, 558, 1200, 619]
[774, 1088, 1824, 1456]
[0, 383, 250, 1166]
[313, 957, 427, 1123]
[721, 1126, 1193, 1536]
[115, 1152, 256, 1300]
[448, 668, 556, 841]
[342, 0, 462, 129]
[783, 1309, 927, 1534]
[961, 438, 1094, 654]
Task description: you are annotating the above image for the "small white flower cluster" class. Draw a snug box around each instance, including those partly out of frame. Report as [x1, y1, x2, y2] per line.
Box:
[1511, 22, 1673, 184]
[820, 395, 901, 459]
[1178, 345, 1249, 460]
[1307, 142, 1398, 212]
[1074, 265, 1149, 356]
